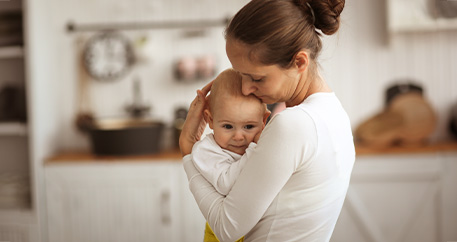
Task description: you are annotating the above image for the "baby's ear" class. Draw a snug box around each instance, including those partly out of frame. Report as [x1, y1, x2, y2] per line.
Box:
[262, 110, 271, 127]
[204, 109, 214, 129]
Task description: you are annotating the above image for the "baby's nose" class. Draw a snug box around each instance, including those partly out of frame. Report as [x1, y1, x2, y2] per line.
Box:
[233, 131, 244, 141]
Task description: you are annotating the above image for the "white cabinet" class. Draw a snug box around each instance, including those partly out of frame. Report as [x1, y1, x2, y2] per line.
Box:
[331, 152, 457, 242]
[45, 160, 205, 242]
[45, 151, 457, 242]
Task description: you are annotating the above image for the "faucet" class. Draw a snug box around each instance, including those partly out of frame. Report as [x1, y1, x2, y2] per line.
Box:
[125, 77, 150, 118]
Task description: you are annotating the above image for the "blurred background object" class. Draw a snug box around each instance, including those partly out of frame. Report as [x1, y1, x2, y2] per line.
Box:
[385, 82, 423, 106]
[429, 0, 457, 19]
[175, 56, 198, 81]
[173, 107, 188, 149]
[196, 54, 216, 79]
[88, 118, 164, 155]
[0, 11, 22, 46]
[355, 82, 437, 148]
[0, 85, 27, 122]
[124, 77, 151, 118]
[174, 54, 216, 81]
[82, 31, 136, 82]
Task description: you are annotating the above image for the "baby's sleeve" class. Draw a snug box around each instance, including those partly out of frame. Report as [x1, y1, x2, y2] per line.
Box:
[192, 137, 252, 195]
[214, 143, 256, 195]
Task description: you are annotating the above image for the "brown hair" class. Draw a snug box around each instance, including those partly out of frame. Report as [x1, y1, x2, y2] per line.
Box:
[225, 0, 344, 68]
[208, 68, 266, 113]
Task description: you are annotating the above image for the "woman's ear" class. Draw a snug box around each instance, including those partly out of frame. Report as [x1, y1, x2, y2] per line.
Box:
[204, 109, 214, 129]
[294, 51, 309, 73]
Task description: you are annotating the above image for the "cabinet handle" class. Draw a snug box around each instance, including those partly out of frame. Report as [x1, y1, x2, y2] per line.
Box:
[161, 190, 171, 225]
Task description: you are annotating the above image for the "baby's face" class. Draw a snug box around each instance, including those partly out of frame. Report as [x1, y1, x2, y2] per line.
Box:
[211, 97, 265, 155]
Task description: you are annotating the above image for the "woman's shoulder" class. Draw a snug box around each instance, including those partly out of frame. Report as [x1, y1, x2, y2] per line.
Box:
[266, 106, 318, 138]
[271, 104, 316, 124]
[259, 106, 319, 167]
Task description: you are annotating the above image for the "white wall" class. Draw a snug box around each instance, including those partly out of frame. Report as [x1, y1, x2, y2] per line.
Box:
[36, 0, 457, 152]
[40, 0, 248, 151]
[322, 0, 457, 143]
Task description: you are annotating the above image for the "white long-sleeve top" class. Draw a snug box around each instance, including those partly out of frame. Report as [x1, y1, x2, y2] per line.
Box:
[183, 92, 356, 242]
[191, 133, 256, 195]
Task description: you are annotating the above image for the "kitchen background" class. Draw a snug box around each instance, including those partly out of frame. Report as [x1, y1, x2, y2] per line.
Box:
[1, 0, 457, 241]
[35, 0, 457, 152]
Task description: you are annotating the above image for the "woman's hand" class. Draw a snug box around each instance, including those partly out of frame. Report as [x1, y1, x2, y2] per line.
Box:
[179, 81, 213, 156]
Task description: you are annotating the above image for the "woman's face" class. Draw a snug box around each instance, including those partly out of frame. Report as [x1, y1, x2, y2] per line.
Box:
[226, 39, 301, 105]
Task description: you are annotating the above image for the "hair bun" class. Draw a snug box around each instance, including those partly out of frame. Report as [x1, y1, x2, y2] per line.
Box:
[310, 0, 345, 35]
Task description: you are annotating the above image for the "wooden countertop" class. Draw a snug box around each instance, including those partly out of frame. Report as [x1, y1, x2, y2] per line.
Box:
[355, 140, 457, 155]
[47, 149, 183, 164]
[47, 141, 457, 163]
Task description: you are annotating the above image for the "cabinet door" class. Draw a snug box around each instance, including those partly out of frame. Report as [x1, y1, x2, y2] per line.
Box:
[176, 163, 206, 242]
[45, 163, 179, 242]
[441, 152, 457, 241]
[331, 154, 442, 242]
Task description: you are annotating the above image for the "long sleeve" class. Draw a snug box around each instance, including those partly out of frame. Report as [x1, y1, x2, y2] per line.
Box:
[183, 93, 355, 242]
[183, 111, 318, 242]
[191, 134, 256, 195]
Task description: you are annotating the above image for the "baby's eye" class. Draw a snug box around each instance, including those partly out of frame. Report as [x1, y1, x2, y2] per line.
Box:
[223, 124, 233, 129]
[244, 125, 255, 129]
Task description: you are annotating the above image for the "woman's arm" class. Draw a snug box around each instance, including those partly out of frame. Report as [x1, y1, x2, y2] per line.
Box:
[192, 137, 256, 196]
[183, 111, 318, 241]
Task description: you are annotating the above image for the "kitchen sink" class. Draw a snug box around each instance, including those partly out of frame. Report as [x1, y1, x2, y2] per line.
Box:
[89, 118, 164, 156]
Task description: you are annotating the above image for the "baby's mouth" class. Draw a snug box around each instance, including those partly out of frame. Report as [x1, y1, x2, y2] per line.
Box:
[229, 144, 247, 155]
[230, 144, 246, 149]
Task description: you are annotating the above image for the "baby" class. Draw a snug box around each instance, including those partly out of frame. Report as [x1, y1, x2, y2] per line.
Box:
[190, 68, 270, 242]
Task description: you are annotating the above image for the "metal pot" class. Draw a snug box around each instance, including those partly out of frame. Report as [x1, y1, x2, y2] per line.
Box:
[89, 118, 164, 156]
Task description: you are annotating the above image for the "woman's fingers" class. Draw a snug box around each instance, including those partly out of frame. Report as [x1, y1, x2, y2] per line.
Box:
[201, 80, 213, 96]
[179, 81, 213, 156]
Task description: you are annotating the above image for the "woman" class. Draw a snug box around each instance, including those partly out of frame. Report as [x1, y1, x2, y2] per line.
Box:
[180, 0, 355, 241]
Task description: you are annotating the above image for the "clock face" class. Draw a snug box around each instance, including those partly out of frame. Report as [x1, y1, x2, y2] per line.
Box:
[83, 32, 135, 81]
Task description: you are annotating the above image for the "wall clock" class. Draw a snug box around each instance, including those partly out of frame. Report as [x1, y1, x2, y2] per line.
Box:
[83, 31, 135, 81]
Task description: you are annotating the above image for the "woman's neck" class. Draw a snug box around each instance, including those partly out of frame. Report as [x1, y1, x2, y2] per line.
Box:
[285, 71, 331, 107]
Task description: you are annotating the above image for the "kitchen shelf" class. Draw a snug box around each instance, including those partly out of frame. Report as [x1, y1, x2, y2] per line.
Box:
[0, 122, 27, 136]
[0, 46, 24, 59]
[66, 17, 230, 32]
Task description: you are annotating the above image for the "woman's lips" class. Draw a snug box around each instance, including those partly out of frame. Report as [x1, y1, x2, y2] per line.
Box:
[254, 95, 264, 102]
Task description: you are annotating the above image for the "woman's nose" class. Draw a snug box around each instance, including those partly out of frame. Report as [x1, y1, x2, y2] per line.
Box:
[241, 78, 256, 96]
